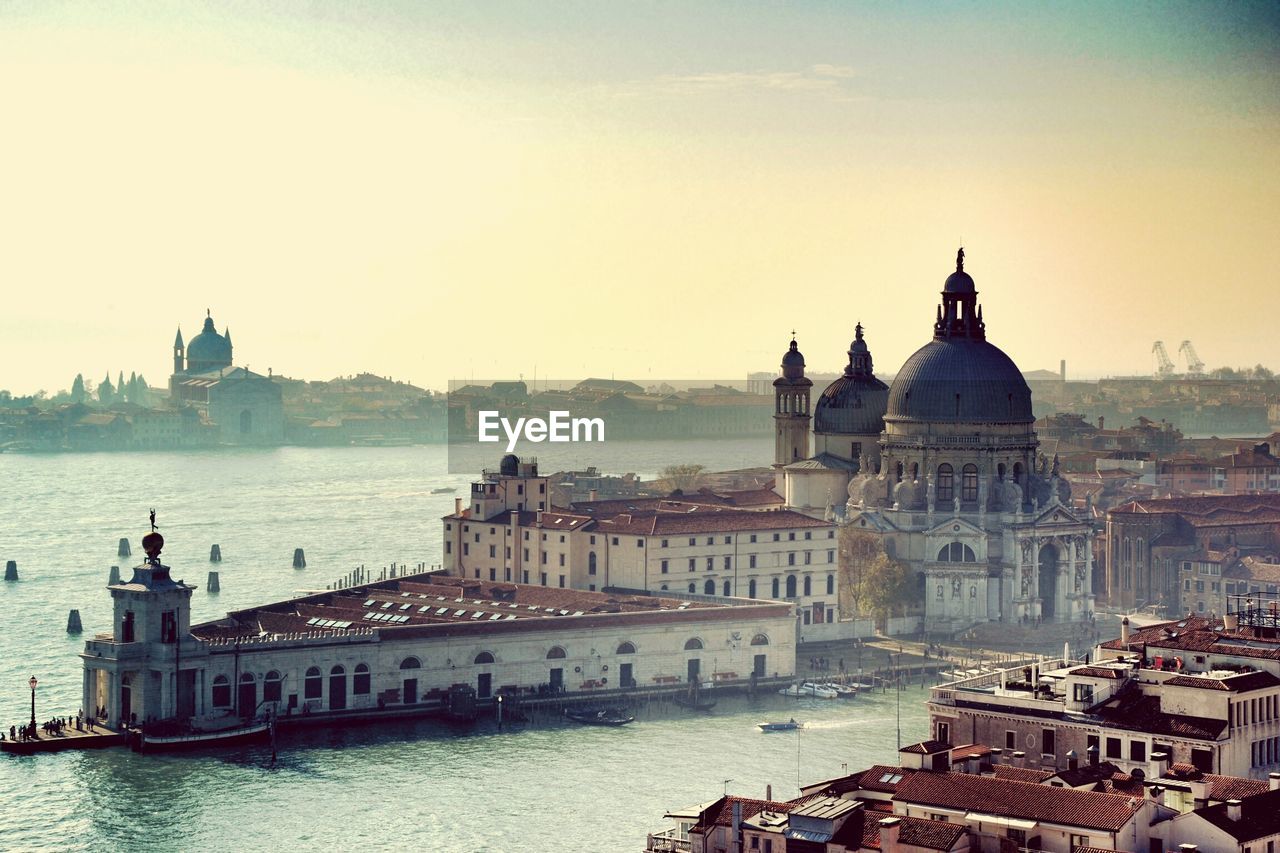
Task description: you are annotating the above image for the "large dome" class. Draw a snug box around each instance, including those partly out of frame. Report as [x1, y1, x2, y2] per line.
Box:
[185, 314, 232, 373]
[886, 338, 1033, 423]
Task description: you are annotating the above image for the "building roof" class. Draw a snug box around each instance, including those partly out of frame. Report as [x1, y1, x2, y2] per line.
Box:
[1193, 789, 1280, 842]
[1093, 692, 1226, 741]
[1100, 615, 1280, 663]
[892, 773, 1141, 832]
[1165, 671, 1280, 692]
[193, 573, 786, 644]
[900, 739, 951, 755]
[991, 765, 1054, 783]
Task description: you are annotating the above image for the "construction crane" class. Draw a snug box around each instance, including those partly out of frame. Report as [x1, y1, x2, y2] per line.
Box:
[1152, 341, 1175, 379]
[1179, 340, 1205, 376]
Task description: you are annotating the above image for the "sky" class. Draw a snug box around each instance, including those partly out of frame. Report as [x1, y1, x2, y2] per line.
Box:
[1, 1, 1278, 394]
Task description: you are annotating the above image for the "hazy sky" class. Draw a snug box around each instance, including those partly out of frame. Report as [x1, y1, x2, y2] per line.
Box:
[1, 1, 1277, 394]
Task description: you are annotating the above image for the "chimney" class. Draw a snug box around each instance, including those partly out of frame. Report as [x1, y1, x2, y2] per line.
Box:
[1066, 749, 1079, 771]
[1188, 778, 1209, 808]
[1270, 772, 1280, 791]
[1086, 744, 1099, 767]
[766, 784, 772, 800]
[1148, 784, 1163, 802]
[1226, 799, 1242, 822]
[878, 817, 901, 853]
[1149, 751, 1170, 780]
[1224, 613, 1239, 631]
[731, 800, 742, 850]
[589, 488, 598, 502]
[990, 747, 1004, 766]
[454, 497, 463, 516]
[1178, 845, 1198, 853]
[1013, 750, 1026, 769]
[536, 510, 543, 524]
[1060, 359, 1066, 382]
[1121, 617, 1131, 646]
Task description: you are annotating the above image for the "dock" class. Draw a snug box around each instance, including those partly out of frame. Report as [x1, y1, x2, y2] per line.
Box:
[1, 725, 125, 756]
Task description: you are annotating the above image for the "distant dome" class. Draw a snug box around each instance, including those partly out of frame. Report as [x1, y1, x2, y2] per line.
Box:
[886, 338, 1033, 423]
[185, 313, 232, 373]
[815, 323, 888, 435]
[499, 453, 520, 476]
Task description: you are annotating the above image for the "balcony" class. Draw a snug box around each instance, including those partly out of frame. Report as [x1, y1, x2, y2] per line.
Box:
[645, 828, 692, 853]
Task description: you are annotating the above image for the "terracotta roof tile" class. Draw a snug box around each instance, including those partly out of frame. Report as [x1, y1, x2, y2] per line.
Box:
[892, 773, 1141, 832]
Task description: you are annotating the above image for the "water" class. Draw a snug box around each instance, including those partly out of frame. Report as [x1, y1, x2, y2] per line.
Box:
[0, 443, 929, 851]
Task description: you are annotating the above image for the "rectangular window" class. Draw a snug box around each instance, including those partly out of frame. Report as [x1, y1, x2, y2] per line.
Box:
[773, 533, 780, 542]
[462, 543, 469, 556]
[489, 568, 496, 581]
[540, 572, 547, 586]
[804, 551, 811, 565]
[488, 545, 496, 558]
[1005, 730, 1016, 750]
[707, 537, 714, 545]
[558, 575, 565, 588]
[661, 560, 669, 574]
[661, 539, 668, 547]
[1106, 737, 1122, 759]
[1042, 728, 1056, 756]
[788, 553, 795, 566]
[1130, 741, 1146, 762]
[723, 556, 731, 570]
[445, 541, 452, 554]
[750, 534, 757, 543]
[827, 550, 834, 563]
[636, 539, 644, 548]
[612, 537, 619, 546]
[688, 559, 695, 572]
[724, 536, 731, 545]
[749, 555, 757, 569]
[689, 538, 696, 546]
[1073, 683, 1094, 704]
[706, 557, 713, 570]
[559, 554, 565, 567]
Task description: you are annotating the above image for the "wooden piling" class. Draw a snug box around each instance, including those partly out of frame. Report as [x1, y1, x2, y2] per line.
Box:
[118, 538, 131, 557]
[210, 544, 222, 562]
[293, 548, 306, 569]
[4, 560, 16, 582]
[108, 565, 121, 585]
[67, 609, 83, 633]
[207, 571, 220, 593]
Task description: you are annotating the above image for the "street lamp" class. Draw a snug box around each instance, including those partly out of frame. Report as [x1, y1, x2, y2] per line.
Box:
[28, 676, 38, 738]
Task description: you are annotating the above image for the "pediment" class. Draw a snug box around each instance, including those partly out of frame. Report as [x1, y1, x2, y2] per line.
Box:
[925, 516, 987, 539]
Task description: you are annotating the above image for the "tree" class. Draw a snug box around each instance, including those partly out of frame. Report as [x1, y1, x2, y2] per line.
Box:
[71, 374, 86, 404]
[98, 373, 114, 404]
[659, 464, 705, 493]
[838, 527, 917, 624]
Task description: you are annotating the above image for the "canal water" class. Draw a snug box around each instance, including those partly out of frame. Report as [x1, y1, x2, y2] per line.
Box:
[0, 443, 929, 851]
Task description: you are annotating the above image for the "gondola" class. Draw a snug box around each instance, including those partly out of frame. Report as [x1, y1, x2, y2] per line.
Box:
[564, 707, 635, 727]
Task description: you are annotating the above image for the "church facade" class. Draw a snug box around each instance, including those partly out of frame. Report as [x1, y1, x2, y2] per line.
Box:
[168, 312, 284, 445]
[775, 251, 1096, 630]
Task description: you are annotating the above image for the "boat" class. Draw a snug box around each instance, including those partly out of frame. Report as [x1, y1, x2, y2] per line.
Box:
[778, 682, 839, 699]
[821, 682, 858, 699]
[564, 706, 635, 727]
[431, 486, 457, 494]
[757, 719, 802, 732]
[136, 720, 271, 752]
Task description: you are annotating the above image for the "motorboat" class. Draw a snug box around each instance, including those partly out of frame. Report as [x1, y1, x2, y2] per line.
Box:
[778, 682, 838, 699]
[564, 707, 635, 727]
[822, 682, 858, 699]
[431, 486, 457, 494]
[757, 719, 802, 732]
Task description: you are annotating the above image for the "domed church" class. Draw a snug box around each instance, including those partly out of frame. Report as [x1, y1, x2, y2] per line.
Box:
[168, 311, 284, 445]
[775, 250, 1095, 628]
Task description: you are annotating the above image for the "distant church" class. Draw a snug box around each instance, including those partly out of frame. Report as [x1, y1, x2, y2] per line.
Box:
[773, 250, 1095, 629]
[169, 311, 284, 445]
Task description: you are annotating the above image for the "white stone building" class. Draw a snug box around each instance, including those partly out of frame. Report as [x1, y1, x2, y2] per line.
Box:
[82, 530, 795, 731]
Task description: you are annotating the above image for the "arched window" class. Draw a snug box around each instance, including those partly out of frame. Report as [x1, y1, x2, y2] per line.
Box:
[895, 461, 904, 483]
[660, 584, 668, 591]
[937, 464, 954, 502]
[688, 582, 696, 593]
[803, 575, 812, 596]
[997, 463, 1007, 481]
[304, 667, 322, 700]
[748, 578, 757, 598]
[722, 580, 730, 596]
[474, 651, 495, 665]
[400, 657, 421, 670]
[750, 633, 769, 646]
[970, 586, 977, 598]
[616, 641, 636, 655]
[937, 542, 977, 562]
[962, 464, 979, 502]
[704, 579, 715, 595]
[330, 664, 345, 676]
[212, 675, 231, 707]
[772, 578, 780, 598]
[588, 551, 597, 575]
[353, 663, 371, 695]
[911, 462, 920, 481]
[546, 646, 567, 659]
[684, 638, 703, 651]
[937, 584, 944, 600]
[1013, 462, 1023, 484]
[785, 575, 797, 598]
[264, 670, 283, 703]
[826, 574, 834, 595]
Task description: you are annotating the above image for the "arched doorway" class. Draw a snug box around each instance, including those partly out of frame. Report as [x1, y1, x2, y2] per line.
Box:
[1038, 543, 1060, 619]
[238, 673, 256, 719]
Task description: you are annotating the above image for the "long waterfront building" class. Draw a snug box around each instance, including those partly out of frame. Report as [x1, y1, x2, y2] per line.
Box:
[82, 531, 795, 731]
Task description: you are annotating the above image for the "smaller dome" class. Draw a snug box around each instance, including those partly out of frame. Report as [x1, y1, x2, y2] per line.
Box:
[782, 338, 804, 368]
[943, 247, 975, 293]
[499, 454, 520, 476]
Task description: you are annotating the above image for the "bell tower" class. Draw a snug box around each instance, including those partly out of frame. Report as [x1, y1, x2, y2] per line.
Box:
[173, 327, 185, 374]
[773, 334, 812, 469]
